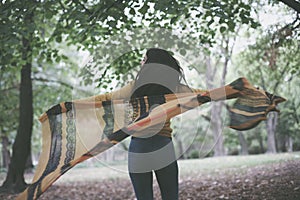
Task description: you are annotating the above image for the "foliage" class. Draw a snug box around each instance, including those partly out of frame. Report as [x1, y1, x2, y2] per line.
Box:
[78, 0, 259, 89]
[277, 76, 300, 151]
[234, 10, 300, 151]
[0, 0, 163, 170]
[0, 69, 19, 143]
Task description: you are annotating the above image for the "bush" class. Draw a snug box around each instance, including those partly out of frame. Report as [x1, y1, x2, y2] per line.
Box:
[249, 145, 265, 155]
[188, 150, 199, 159]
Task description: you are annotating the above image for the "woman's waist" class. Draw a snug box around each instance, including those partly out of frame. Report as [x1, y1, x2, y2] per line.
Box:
[131, 123, 172, 138]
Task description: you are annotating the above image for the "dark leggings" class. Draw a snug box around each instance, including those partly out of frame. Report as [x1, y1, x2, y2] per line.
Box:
[128, 135, 178, 200]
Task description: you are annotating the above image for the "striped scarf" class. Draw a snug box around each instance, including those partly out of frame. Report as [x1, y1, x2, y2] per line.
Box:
[16, 77, 285, 200]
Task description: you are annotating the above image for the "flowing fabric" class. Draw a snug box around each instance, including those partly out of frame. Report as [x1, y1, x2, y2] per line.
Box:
[16, 77, 285, 200]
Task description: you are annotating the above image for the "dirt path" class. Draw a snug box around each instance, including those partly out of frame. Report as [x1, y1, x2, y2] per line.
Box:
[1, 159, 299, 200]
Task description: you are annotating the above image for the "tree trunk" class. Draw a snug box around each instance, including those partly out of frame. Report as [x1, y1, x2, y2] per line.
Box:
[105, 149, 114, 161]
[25, 149, 34, 173]
[174, 136, 186, 159]
[1, 136, 11, 169]
[1, 12, 34, 193]
[238, 131, 249, 155]
[286, 136, 293, 152]
[1, 62, 33, 193]
[276, 133, 286, 152]
[205, 56, 226, 157]
[266, 112, 278, 154]
[211, 101, 225, 156]
[254, 130, 265, 153]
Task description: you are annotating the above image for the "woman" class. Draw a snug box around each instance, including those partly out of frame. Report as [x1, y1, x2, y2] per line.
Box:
[86, 48, 200, 199]
[127, 48, 201, 200]
[128, 48, 181, 200]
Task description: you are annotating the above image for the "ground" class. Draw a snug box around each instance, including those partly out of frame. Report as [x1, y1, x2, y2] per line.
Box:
[1, 153, 300, 200]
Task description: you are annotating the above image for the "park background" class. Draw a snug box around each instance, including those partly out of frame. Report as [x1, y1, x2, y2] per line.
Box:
[0, 0, 299, 199]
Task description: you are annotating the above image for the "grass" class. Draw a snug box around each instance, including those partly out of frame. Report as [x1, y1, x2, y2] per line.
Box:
[0, 152, 299, 184]
[178, 152, 300, 176]
[48, 152, 300, 183]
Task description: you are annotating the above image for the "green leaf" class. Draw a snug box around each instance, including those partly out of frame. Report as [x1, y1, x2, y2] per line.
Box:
[56, 35, 62, 43]
[291, 68, 296, 74]
[227, 21, 235, 32]
[55, 56, 61, 63]
[129, 8, 136, 15]
[108, 20, 117, 27]
[45, 11, 53, 19]
[250, 21, 260, 29]
[139, 3, 149, 15]
[220, 26, 227, 33]
[170, 16, 178, 24]
[179, 49, 186, 56]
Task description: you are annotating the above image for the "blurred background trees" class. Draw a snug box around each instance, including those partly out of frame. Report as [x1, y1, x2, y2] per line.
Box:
[0, 0, 299, 193]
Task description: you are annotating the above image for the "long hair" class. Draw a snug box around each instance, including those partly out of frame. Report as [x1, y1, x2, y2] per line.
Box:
[131, 48, 184, 99]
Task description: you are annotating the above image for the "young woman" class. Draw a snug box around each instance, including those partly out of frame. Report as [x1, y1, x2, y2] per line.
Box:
[85, 48, 201, 199]
[128, 48, 182, 200]
[126, 48, 201, 200]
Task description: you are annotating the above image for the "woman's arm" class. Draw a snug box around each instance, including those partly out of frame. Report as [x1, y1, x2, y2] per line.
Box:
[177, 84, 207, 94]
[74, 81, 135, 103]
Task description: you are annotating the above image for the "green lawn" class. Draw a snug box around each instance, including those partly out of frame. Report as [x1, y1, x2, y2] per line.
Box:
[178, 152, 300, 176]
[45, 152, 300, 183]
[1, 152, 299, 184]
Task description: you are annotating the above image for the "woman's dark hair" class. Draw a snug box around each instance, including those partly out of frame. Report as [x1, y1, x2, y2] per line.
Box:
[131, 48, 184, 99]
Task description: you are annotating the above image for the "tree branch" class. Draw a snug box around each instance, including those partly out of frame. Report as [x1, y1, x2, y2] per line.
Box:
[273, 61, 289, 93]
[0, 85, 20, 92]
[292, 103, 300, 124]
[32, 77, 92, 95]
[256, 65, 267, 91]
[278, 0, 300, 13]
[33, 77, 73, 88]
[201, 114, 211, 122]
[72, 0, 92, 15]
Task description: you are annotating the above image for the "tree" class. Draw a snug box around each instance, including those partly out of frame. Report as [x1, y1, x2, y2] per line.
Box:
[236, 8, 300, 153]
[0, 69, 19, 169]
[187, 26, 241, 156]
[276, 62, 300, 152]
[0, 1, 35, 191]
[278, 0, 300, 13]
[0, 0, 134, 193]
[238, 131, 249, 155]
